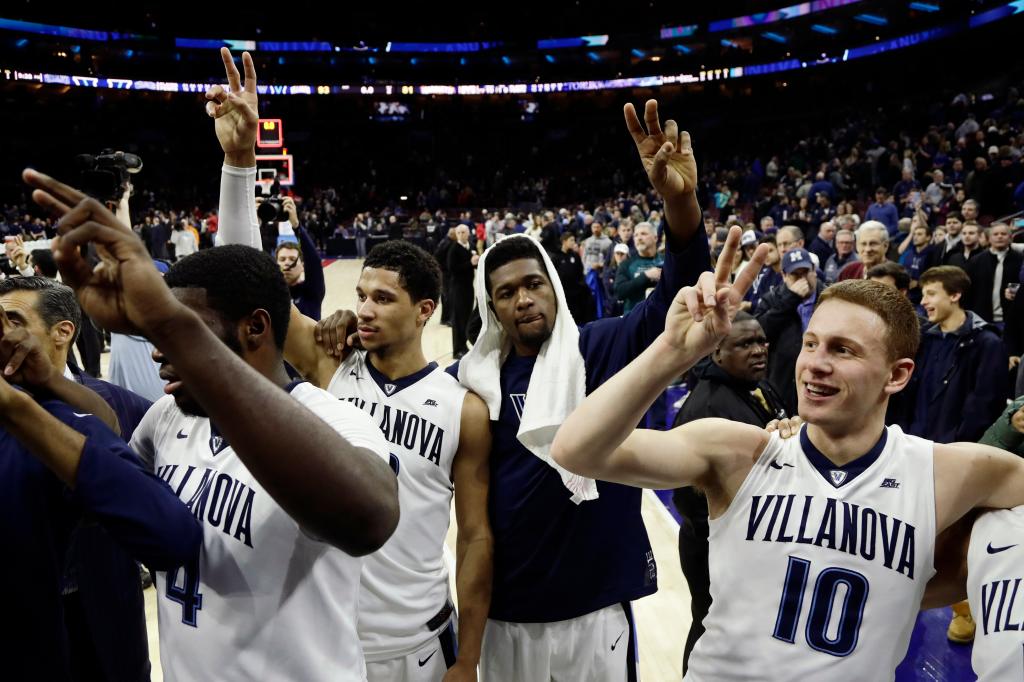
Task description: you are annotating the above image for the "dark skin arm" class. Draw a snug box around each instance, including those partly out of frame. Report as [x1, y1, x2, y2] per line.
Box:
[446, 393, 494, 680]
[624, 100, 701, 243]
[922, 511, 977, 609]
[24, 169, 399, 556]
[0, 307, 119, 433]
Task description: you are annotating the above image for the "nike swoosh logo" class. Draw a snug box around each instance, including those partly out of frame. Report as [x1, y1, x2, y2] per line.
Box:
[769, 461, 795, 470]
[176, 429, 188, 439]
[611, 630, 625, 651]
[418, 649, 437, 667]
[72, 412, 92, 418]
[988, 542, 1017, 554]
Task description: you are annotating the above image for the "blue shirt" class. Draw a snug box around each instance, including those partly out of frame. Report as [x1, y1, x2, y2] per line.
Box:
[1, 399, 201, 680]
[865, 202, 900, 237]
[450, 225, 710, 622]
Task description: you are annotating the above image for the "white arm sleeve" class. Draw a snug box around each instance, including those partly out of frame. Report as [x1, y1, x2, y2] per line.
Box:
[215, 164, 260, 248]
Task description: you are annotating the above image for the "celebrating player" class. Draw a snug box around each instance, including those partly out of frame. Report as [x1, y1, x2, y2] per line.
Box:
[209, 48, 493, 681]
[552, 226, 1024, 680]
[24, 168, 399, 681]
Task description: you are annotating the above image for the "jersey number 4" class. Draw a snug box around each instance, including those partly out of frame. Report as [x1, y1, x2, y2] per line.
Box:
[773, 556, 869, 657]
[166, 557, 204, 627]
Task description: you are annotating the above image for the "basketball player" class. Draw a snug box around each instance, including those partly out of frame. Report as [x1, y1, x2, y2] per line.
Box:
[551, 226, 1024, 680]
[24, 169, 400, 681]
[924, 507, 1024, 680]
[438, 99, 707, 681]
[207, 48, 494, 680]
[284, 241, 493, 682]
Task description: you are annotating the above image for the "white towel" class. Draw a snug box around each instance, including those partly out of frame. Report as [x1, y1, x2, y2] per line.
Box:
[457, 234, 599, 503]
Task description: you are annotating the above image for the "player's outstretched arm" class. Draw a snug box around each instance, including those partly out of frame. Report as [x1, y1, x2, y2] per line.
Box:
[283, 305, 352, 388]
[624, 99, 700, 241]
[25, 169, 399, 556]
[935, 442, 1024, 532]
[208, 48, 260, 248]
[552, 226, 769, 488]
[446, 392, 493, 681]
[922, 513, 976, 609]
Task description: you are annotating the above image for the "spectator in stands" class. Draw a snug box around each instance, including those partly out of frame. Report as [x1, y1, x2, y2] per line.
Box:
[865, 187, 899, 237]
[948, 221, 983, 268]
[808, 220, 835, 264]
[962, 198, 980, 223]
[746, 235, 782, 311]
[899, 223, 934, 297]
[839, 221, 890, 280]
[614, 221, 663, 313]
[353, 212, 369, 258]
[893, 167, 921, 210]
[671, 312, 787, 674]
[867, 261, 911, 298]
[925, 169, 947, 207]
[581, 220, 612, 275]
[603, 243, 630, 317]
[902, 266, 1006, 443]
[928, 212, 964, 267]
[446, 224, 478, 358]
[964, 222, 1021, 329]
[824, 228, 858, 284]
[435, 228, 456, 326]
[755, 247, 825, 412]
[552, 231, 596, 325]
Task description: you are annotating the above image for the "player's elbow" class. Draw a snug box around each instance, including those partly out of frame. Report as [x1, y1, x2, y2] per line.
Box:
[336, 473, 400, 557]
[551, 437, 597, 478]
[145, 516, 204, 571]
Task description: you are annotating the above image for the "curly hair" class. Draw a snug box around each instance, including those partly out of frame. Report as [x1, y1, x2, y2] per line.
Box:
[363, 241, 442, 302]
[164, 244, 291, 349]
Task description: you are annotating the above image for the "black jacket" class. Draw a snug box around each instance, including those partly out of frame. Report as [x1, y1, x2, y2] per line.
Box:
[755, 280, 827, 414]
[964, 249, 1023, 323]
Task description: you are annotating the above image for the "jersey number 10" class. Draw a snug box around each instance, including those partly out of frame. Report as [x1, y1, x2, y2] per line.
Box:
[773, 556, 869, 657]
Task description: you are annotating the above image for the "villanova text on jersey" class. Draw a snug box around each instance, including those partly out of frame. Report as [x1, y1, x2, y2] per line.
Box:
[745, 494, 917, 578]
[155, 464, 255, 547]
[340, 397, 446, 466]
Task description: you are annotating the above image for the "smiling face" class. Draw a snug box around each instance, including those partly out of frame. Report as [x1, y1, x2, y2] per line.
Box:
[487, 258, 557, 355]
[795, 299, 910, 430]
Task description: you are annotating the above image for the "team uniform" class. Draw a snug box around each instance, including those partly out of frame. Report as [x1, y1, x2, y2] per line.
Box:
[130, 382, 389, 682]
[327, 350, 467, 681]
[967, 506, 1024, 681]
[686, 425, 936, 681]
[449, 224, 710, 681]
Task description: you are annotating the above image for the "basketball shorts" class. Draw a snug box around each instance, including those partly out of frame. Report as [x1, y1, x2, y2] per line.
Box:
[366, 617, 459, 682]
[480, 602, 638, 682]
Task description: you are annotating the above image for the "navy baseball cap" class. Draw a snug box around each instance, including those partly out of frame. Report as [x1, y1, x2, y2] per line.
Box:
[782, 248, 814, 274]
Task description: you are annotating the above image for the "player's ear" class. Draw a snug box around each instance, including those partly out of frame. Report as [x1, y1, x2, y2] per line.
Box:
[243, 309, 273, 349]
[51, 320, 76, 350]
[884, 357, 915, 395]
[418, 298, 436, 326]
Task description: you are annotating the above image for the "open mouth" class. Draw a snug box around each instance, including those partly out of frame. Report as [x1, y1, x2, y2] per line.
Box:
[804, 382, 839, 398]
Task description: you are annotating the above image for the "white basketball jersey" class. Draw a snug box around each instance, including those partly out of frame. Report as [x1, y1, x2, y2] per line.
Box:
[327, 351, 467, 660]
[686, 425, 936, 682]
[968, 506, 1024, 681]
[130, 384, 390, 682]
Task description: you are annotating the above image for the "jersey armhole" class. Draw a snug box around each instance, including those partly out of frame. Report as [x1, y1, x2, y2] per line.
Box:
[708, 432, 780, 527]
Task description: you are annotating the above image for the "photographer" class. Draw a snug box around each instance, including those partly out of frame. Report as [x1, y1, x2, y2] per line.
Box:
[275, 197, 326, 321]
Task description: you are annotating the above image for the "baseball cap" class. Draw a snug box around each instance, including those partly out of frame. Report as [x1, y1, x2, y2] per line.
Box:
[614, 243, 630, 254]
[781, 248, 815, 274]
[741, 231, 757, 247]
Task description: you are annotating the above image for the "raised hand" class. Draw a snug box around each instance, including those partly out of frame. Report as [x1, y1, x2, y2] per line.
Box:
[624, 99, 697, 201]
[206, 48, 258, 166]
[663, 226, 768, 360]
[23, 169, 186, 336]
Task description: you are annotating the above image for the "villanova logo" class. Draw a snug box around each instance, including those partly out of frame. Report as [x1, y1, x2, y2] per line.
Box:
[384, 383, 397, 395]
[209, 435, 228, 456]
[510, 393, 527, 419]
[829, 470, 848, 487]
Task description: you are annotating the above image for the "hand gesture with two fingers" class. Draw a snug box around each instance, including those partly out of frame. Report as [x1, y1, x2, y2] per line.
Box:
[663, 226, 768, 362]
[624, 99, 698, 201]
